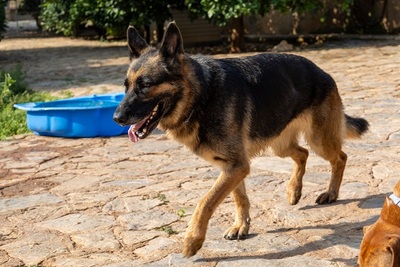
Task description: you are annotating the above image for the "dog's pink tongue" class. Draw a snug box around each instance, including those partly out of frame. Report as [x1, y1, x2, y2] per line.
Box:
[128, 119, 147, 143]
[128, 126, 139, 143]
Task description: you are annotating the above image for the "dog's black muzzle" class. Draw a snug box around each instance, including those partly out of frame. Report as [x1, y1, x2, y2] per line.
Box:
[113, 106, 129, 126]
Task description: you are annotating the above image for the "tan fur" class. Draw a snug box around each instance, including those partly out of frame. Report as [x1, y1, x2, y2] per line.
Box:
[183, 160, 251, 257]
[147, 83, 175, 98]
[126, 68, 143, 92]
[359, 181, 400, 267]
[159, 56, 199, 130]
[394, 181, 400, 197]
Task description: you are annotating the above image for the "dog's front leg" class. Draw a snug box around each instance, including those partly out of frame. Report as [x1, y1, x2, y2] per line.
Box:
[223, 181, 251, 240]
[182, 163, 250, 257]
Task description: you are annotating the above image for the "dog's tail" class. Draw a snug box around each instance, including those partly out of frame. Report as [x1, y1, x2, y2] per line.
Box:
[345, 114, 369, 139]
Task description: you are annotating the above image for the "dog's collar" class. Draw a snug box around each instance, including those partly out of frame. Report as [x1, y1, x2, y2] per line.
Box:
[389, 194, 400, 206]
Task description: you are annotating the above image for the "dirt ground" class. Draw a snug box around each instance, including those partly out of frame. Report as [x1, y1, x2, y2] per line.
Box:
[1, 34, 128, 97]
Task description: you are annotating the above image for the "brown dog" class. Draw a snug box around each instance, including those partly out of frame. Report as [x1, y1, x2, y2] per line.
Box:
[114, 22, 369, 257]
[359, 181, 400, 266]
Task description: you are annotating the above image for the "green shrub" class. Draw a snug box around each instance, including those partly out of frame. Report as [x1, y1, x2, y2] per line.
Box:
[39, 0, 139, 37]
[0, 66, 57, 140]
[39, 0, 174, 39]
[39, 0, 78, 36]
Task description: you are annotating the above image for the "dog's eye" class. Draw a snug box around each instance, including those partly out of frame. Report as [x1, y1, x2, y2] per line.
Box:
[136, 81, 151, 94]
[140, 83, 150, 89]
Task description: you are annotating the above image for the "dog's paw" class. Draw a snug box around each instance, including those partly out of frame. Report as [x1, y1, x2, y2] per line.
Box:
[223, 223, 250, 240]
[287, 189, 302, 205]
[316, 191, 337, 204]
[182, 236, 204, 258]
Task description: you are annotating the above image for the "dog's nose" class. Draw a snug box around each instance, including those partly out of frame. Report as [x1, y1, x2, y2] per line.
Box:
[113, 110, 127, 125]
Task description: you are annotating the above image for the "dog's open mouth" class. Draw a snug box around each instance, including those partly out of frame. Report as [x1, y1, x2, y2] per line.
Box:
[128, 103, 163, 143]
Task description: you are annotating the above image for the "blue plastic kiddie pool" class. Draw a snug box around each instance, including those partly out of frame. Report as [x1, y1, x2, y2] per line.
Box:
[14, 93, 129, 138]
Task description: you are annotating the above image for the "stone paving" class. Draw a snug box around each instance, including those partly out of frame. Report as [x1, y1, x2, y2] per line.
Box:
[1, 36, 400, 266]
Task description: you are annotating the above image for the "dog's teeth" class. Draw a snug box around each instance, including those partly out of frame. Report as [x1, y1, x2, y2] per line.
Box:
[150, 105, 158, 118]
[142, 128, 147, 133]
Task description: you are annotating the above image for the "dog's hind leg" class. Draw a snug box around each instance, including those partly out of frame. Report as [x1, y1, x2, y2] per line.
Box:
[308, 90, 348, 204]
[269, 116, 309, 205]
[287, 145, 309, 205]
[315, 151, 347, 204]
[183, 162, 250, 257]
[223, 181, 251, 240]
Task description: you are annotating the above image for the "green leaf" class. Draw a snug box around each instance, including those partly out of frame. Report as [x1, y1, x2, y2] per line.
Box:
[207, 9, 214, 18]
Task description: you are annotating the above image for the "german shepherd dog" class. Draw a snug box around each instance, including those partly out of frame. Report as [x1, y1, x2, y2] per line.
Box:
[113, 22, 369, 257]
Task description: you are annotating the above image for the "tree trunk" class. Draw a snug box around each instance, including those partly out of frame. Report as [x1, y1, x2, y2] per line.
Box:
[228, 15, 245, 53]
[142, 25, 150, 44]
[292, 11, 299, 35]
[156, 23, 164, 43]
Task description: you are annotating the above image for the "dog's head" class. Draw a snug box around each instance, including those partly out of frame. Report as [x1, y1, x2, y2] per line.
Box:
[113, 22, 186, 142]
[358, 197, 400, 267]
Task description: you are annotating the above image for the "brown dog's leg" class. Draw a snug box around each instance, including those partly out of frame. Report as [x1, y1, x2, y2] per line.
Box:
[316, 151, 347, 204]
[223, 181, 251, 240]
[182, 163, 250, 258]
[287, 146, 309, 205]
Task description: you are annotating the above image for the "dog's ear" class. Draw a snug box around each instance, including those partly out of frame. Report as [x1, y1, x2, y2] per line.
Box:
[394, 181, 400, 196]
[363, 225, 373, 235]
[127, 26, 148, 59]
[387, 235, 400, 267]
[159, 22, 184, 66]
